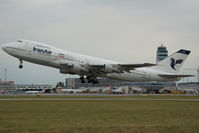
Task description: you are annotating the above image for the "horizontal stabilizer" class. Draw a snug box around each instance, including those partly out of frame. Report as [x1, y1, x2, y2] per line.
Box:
[158, 74, 195, 78]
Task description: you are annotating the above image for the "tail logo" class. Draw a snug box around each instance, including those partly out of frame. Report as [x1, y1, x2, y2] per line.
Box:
[170, 58, 183, 70]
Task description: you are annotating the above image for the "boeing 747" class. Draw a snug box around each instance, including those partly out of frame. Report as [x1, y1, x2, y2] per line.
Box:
[1, 40, 193, 84]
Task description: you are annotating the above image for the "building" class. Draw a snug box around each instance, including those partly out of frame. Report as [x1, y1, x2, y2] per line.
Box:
[156, 44, 168, 63]
[0, 79, 16, 92]
[178, 82, 199, 93]
[66, 78, 177, 93]
[66, 78, 121, 89]
[122, 82, 176, 93]
[16, 84, 53, 91]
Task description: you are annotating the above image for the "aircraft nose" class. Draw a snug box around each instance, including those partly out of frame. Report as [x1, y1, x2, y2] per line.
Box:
[1, 44, 7, 51]
[1, 43, 14, 53]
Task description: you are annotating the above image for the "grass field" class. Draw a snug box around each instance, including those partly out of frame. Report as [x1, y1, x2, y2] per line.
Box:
[1, 95, 199, 99]
[0, 99, 199, 133]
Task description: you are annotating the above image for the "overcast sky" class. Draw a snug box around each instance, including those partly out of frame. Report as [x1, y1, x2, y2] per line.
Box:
[0, 0, 199, 85]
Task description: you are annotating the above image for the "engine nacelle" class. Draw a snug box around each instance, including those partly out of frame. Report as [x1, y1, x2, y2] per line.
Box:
[71, 64, 83, 72]
[104, 64, 114, 73]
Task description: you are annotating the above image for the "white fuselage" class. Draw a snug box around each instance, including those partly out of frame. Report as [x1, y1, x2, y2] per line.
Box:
[1, 40, 179, 82]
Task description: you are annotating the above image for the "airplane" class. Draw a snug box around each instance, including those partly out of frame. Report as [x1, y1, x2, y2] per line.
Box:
[112, 87, 124, 94]
[1, 39, 193, 84]
[25, 89, 46, 94]
[57, 84, 83, 93]
[25, 90, 44, 94]
[59, 89, 83, 93]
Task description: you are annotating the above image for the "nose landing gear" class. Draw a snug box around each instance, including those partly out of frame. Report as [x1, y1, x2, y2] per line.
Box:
[19, 59, 23, 69]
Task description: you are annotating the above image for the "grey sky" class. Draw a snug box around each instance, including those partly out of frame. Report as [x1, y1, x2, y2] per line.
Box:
[0, 0, 199, 85]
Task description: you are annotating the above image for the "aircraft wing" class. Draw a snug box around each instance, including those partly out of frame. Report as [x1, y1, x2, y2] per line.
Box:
[89, 63, 156, 73]
[59, 62, 156, 74]
[117, 63, 156, 71]
[60, 63, 73, 68]
[158, 74, 195, 78]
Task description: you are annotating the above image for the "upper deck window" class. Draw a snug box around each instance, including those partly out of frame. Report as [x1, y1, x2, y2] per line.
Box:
[17, 40, 23, 43]
[36, 44, 50, 49]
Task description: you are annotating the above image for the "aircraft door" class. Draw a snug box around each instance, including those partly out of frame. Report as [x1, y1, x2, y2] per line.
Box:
[53, 52, 59, 61]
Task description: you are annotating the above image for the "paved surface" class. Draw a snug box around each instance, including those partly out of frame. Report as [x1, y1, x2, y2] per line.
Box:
[0, 98, 199, 101]
[0, 93, 197, 97]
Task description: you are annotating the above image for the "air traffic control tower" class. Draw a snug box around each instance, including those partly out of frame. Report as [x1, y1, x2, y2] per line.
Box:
[156, 44, 168, 63]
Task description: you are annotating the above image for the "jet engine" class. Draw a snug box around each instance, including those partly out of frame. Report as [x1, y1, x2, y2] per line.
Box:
[104, 64, 115, 73]
[71, 64, 84, 72]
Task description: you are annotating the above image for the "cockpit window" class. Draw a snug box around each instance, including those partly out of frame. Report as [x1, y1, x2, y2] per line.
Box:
[17, 40, 23, 43]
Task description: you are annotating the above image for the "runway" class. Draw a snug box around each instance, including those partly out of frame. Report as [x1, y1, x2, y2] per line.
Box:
[0, 98, 199, 101]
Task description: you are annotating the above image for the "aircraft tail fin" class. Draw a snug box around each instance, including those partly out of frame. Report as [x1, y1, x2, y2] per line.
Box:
[151, 49, 191, 73]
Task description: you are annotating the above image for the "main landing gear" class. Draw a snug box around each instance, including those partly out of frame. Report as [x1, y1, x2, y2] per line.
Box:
[80, 76, 86, 83]
[79, 76, 99, 84]
[88, 79, 99, 84]
[19, 59, 23, 69]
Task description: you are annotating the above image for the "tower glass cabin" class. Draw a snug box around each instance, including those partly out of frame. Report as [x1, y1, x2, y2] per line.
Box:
[156, 44, 168, 63]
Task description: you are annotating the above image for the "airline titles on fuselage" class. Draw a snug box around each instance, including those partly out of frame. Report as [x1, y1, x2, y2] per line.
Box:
[33, 47, 52, 55]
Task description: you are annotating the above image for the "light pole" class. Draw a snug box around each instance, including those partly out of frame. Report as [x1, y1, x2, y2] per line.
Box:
[5, 68, 7, 82]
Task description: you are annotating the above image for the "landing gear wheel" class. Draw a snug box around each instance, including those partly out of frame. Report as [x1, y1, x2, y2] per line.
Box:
[19, 59, 23, 69]
[81, 80, 86, 84]
[80, 76, 86, 84]
[19, 64, 23, 69]
[86, 76, 99, 84]
[92, 80, 99, 84]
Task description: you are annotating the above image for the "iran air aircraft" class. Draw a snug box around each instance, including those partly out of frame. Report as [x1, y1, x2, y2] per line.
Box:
[1, 39, 192, 84]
